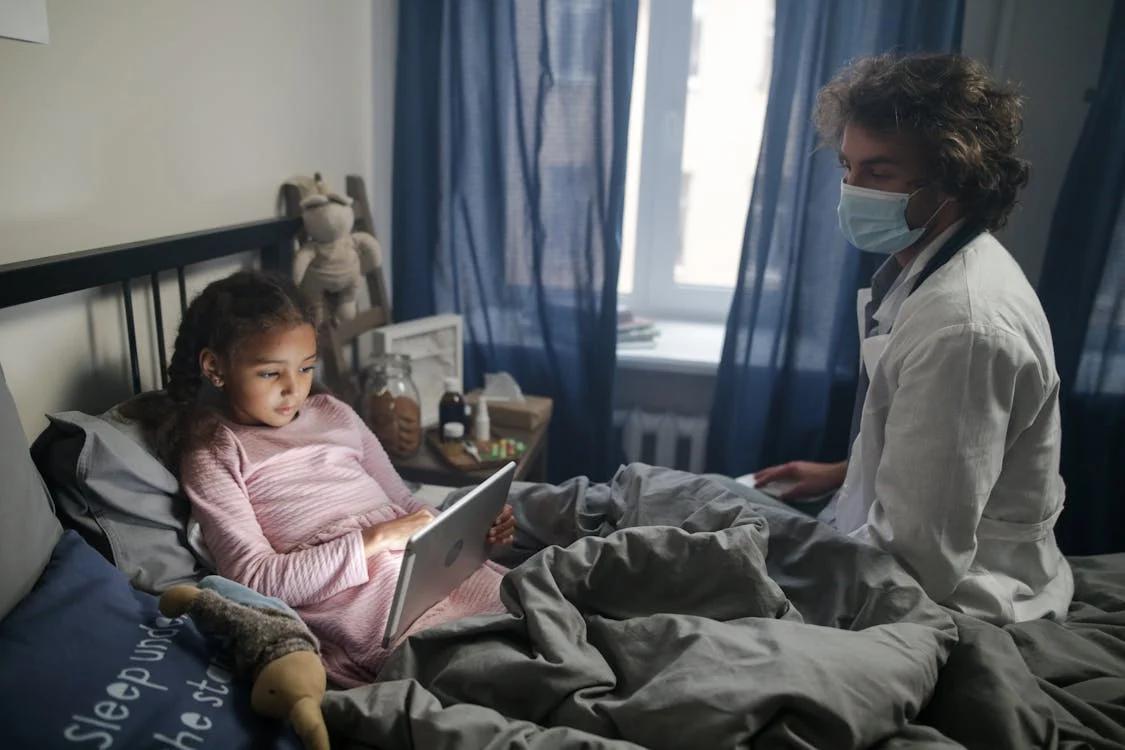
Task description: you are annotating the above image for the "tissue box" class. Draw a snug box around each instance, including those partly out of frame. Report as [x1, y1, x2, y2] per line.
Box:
[466, 390, 553, 431]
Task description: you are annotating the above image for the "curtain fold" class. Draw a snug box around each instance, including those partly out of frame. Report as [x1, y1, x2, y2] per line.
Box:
[1038, 2, 1125, 555]
[706, 0, 964, 476]
[393, 0, 638, 482]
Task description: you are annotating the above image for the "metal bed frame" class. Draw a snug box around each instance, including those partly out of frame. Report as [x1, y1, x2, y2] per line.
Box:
[0, 218, 300, 395]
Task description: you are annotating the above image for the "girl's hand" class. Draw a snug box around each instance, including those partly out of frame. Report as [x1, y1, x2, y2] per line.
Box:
[363, 508, 436, 555]
[487, 504, 516, 545]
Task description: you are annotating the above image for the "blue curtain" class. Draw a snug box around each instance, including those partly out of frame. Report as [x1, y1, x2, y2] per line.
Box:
[393, 1, 637, 482]
[1038, 2, 1125, 555]
[706, 0, 964, 476]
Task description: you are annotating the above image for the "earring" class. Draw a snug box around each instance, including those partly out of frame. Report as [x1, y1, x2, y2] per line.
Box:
[211, 376, 224, 387]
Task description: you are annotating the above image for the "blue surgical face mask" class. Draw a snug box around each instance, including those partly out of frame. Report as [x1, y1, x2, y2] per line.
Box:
[837, 181, 947, 255]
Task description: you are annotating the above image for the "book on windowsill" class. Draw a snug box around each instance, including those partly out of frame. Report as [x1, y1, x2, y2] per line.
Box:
[619, 328, 659, 342]
[617, 307, 655, 326]
[618, 317, 657, 334]
[617, 338, 659, 350]
[619, 335, 659, 347]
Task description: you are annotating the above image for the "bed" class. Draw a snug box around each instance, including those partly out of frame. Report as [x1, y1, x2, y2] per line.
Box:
[0, 219, 307, 749]
[1, 220, 1124, 750]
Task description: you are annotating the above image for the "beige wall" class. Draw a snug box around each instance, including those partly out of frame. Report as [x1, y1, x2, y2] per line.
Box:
[0, 0, 397, 438]
[963, 0, 1113, 283]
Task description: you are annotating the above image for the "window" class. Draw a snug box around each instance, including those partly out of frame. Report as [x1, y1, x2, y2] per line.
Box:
[550, 0, 601, 84]
[619, 0, 775, 320]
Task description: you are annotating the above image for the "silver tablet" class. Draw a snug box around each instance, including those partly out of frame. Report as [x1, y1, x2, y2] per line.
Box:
[381, 461, 516, 647]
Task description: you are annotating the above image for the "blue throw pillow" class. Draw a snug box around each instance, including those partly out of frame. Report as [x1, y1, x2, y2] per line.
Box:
[0, 531, 302, 749]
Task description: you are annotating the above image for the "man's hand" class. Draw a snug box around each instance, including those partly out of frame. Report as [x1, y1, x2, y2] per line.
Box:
[487, 504, 516, 545]
[363, 508, 436, 555]
[753, 460, 847, 502]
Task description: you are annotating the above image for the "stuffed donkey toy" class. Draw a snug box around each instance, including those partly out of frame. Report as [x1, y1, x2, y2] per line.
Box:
[160, 577, 330, 750]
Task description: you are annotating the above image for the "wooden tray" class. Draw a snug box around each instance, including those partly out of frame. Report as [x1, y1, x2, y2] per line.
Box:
[424, 428, 527, 472]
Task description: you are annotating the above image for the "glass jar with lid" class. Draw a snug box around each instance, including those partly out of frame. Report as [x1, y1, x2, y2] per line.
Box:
[359, 353, 422, 458]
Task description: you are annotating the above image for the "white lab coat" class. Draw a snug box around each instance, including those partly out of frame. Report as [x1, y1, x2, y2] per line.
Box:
[831, 230, 1074, 624]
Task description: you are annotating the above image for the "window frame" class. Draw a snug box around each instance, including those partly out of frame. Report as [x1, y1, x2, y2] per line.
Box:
[618, 0, 744, 323]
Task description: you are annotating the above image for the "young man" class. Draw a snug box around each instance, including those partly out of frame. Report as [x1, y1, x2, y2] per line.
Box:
[754, 54, 1073, 624]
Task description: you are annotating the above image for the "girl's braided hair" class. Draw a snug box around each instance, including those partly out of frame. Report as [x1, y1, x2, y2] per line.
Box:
[121, 270, 317, 471]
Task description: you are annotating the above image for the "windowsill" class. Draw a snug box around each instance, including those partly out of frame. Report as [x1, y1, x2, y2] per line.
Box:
[616, 319, 726, 375]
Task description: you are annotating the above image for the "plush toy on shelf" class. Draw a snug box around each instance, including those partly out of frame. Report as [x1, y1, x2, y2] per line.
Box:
[159, 577, 329, 750]
[293, 173, 383, 328]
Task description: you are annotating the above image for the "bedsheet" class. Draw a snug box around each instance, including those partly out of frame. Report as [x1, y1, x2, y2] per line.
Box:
[322, 465, 1125, 749]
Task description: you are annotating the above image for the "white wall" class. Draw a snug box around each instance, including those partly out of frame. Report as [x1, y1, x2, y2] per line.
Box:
[0, 0, 398, 438]
[372, 0, 398, 275]
[963, 0, 1113, 283]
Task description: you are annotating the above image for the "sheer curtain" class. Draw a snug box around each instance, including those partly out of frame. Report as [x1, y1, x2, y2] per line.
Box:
[1038, 1, 1125, 554]
[706, 0, 964, 476]
[392, 1, 638, 482]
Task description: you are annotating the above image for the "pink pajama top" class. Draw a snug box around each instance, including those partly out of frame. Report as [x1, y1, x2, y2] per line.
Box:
[181, 394, 507, 686]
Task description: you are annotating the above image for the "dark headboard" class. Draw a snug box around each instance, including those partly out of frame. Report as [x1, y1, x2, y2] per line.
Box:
[0, 217, 301, 394]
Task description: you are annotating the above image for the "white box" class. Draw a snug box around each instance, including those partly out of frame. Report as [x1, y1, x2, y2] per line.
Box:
[371, 314, 463, 427]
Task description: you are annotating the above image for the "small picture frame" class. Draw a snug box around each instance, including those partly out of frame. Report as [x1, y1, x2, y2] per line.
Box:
[371, 314, 463, 427]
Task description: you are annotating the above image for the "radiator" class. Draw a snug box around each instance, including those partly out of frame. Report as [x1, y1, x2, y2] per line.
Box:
[613, 409, 709, 474]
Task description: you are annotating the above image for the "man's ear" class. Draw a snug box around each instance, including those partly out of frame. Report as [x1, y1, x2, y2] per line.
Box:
[907, 183, 954, 229]
[933, 188, 963, 223]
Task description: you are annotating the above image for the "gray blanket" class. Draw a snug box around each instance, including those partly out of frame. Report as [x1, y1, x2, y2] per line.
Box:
[323, 465, 1125, 749]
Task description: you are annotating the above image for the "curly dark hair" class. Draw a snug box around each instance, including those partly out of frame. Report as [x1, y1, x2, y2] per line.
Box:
[814, 53, 1030, 231]
[120, 270, 317, 470]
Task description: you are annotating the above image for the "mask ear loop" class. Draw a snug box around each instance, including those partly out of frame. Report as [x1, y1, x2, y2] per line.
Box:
[905, 184, 952, 234]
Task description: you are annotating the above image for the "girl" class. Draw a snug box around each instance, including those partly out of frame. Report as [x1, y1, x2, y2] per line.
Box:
[151, 271, 515, 686]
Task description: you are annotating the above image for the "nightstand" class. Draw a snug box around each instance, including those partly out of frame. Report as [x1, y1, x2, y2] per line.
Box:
[391, 420, 550, 487]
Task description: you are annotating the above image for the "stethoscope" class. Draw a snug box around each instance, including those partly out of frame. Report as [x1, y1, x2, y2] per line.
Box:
[847, 219, 987, 454]
[907, 220, 987, 298]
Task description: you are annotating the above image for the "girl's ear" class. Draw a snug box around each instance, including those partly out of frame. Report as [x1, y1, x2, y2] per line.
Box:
[199, 348, 224, 388]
